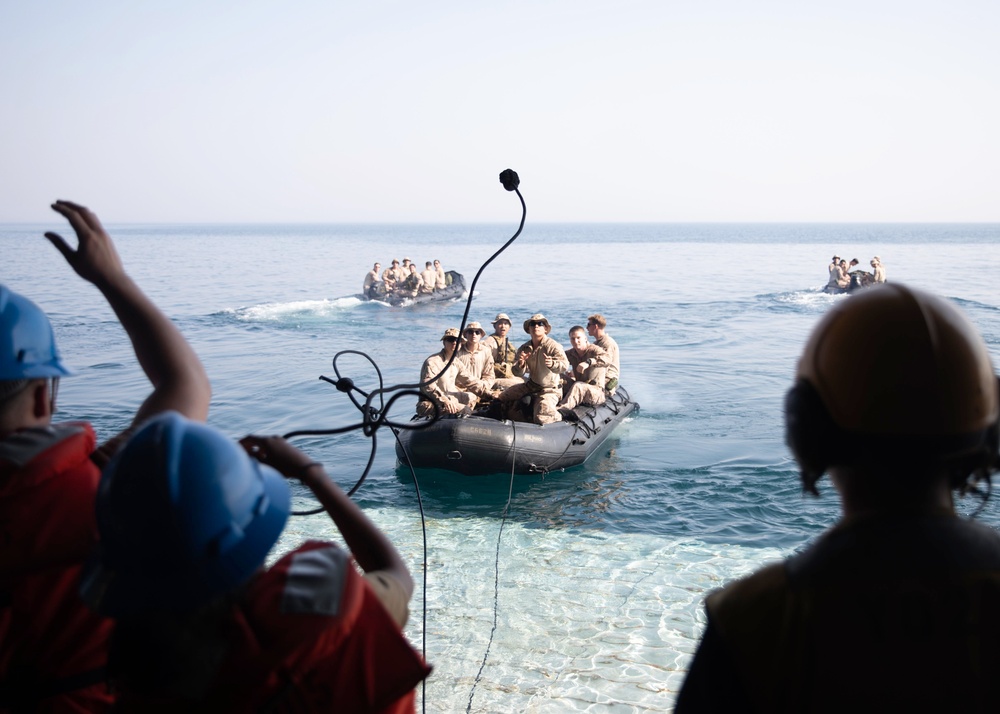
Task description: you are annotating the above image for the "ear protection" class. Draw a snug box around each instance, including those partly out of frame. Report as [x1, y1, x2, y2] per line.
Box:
[785, 377, 1000, 496]
[784, 379, 842, 495]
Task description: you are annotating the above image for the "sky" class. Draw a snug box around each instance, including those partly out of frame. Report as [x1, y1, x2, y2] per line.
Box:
[1, 0, 998, 223]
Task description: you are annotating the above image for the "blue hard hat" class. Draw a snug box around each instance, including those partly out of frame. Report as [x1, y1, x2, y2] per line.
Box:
[0, 285, 75, 379]
[81, 412, 290, 617]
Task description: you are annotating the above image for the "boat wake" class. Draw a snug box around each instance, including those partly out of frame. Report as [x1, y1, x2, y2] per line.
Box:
[766, 288, 845, 312]
[223, 296, 370, 324]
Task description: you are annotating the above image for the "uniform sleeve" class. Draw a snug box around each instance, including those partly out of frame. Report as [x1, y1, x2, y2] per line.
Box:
[585, 344, 611, 368]
[512, 342, 532, 377]
[454, 362, 490, 396]
[480, 349, 496, 381]
[546, 341, 570, 373]
[420, 357, 450, 405]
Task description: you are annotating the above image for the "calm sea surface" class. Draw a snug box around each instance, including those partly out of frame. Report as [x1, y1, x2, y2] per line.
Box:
[4, 219, 1000, 711]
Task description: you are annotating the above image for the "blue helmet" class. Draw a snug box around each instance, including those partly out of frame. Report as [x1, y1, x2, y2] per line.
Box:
[81, 412, 290, 617]
[0, 285, 75, 379]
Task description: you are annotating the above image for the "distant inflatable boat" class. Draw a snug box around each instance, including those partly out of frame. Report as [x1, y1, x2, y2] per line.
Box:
[823, 270, 877, 295]
[394, 387, 639, 476]
[364, 271, 466, 306]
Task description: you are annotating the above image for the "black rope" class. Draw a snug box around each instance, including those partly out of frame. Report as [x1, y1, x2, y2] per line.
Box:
[275, 169, 524, 712]
[391, 428, 430, 714]
[281, 169, 525, 508]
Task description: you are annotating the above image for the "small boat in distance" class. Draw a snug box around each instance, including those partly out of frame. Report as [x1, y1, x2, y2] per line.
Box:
[363, 271, 466, 306]
[823, 270, 876, 295]
[395, 387, 639, 476]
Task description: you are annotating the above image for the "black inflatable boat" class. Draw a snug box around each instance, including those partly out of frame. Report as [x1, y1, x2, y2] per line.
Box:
[394, 387, 639, 476]
[823, 270, 876, 294]
[364, 271, 466, 306]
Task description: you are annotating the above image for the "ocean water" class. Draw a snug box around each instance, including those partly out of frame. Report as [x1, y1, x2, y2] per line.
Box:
[4, 218, 1000, 712]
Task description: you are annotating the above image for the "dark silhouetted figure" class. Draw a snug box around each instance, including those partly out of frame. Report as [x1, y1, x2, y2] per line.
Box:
[677, 283, 1000, 713]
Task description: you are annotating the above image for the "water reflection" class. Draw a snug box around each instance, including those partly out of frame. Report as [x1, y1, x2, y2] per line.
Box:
[386, 439, 630, 531]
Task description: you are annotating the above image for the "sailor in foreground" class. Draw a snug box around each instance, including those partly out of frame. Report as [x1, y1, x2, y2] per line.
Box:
[497, 314, 569, 425]
[0, 200, 211, 712]
[676, 283, 1000, 713]
[80, 414, 430, 712]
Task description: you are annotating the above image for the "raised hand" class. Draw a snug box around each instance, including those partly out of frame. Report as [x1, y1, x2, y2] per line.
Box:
[45, 201, 126, 288]
[240, 435, 314, 479]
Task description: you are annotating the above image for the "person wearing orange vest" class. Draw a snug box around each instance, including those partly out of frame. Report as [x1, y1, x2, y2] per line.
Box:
[677, 284, 1000, 712]
[81, 414, 430, 712]
[0, 201, 211, 712]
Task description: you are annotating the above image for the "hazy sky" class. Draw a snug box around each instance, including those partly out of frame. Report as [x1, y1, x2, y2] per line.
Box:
[1, 1, 997, 222]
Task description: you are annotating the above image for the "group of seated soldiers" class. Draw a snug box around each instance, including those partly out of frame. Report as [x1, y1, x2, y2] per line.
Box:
[363, 257, 449, 298]
[826, 254, 886, 290]
[416, 312, 620, 425]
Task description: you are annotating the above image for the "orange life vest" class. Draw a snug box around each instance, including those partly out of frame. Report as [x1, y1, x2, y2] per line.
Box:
[0, 422, 114, 712]
[117, 541, 431, 713]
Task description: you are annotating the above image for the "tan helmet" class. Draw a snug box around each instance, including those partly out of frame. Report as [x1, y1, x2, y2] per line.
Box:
[786, 283, 999, 491]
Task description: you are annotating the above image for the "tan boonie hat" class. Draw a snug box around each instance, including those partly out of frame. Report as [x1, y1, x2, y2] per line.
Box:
[464, 321, 485, 335]
[523, 313, 552, 334]
[441, 327, 463, 341]
[493, 313, 511, 325]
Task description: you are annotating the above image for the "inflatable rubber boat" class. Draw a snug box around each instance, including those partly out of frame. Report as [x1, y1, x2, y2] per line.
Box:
[394, 387, 639, 475]
[823, 270, 876, 295]
[364, 271, 466, 306]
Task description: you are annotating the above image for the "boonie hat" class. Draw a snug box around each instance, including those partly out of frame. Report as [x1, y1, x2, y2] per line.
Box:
[493, 313, 511, 325]
[441, 327, 464, 341]
[523, 313, 552, 334]
[464, 322, 485, 336]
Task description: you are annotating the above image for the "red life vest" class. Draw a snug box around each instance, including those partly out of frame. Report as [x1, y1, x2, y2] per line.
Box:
[116, 541, 431, 713]
[0, 422, 114, 712]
